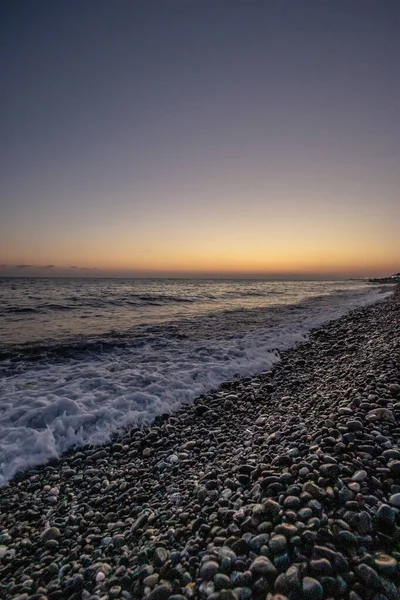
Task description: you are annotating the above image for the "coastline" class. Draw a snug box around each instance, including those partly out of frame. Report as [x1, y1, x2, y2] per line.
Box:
[1, 290, 399, 600]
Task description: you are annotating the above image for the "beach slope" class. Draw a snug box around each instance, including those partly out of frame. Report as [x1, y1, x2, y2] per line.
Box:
[1, 290, 399, 600]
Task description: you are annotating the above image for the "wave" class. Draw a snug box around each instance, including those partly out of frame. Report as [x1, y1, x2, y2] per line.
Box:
[220, 290, 284, 298]
[4, 307, 39, 314]
[0, 285, 392, 485]
[0, 286, 388, 367]
[137, 294, 197, 303]
[3, 303, 76, 315]
[1, 289, 292, 316]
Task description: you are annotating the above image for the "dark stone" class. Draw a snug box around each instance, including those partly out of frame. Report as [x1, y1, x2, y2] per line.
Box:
[147, 583, 172, 600]
[310, 558, 333, 576]
[302, 576, 324, 600]
[249, 556, 277, 576]
[355, 564, 381, 589]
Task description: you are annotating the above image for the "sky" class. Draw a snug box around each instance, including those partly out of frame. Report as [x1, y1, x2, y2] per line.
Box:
[1, 0, 399, 279]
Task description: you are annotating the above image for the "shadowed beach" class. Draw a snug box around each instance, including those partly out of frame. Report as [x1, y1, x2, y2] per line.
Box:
[0, 288, 399, 600]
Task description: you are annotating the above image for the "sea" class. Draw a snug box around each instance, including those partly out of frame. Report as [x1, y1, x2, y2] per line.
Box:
[0, 277, 392, 485]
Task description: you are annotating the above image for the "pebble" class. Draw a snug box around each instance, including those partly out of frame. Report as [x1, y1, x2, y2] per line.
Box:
[199, 561, 219, 581]
[268, 535, 287, 554]
[283, 495, 300, 509]
[310, 558, 333, 576]
[302, 576, 324, 600]
[376, 504, 396, 526]
[214, 573, 231, 589]
[1, 292, 400, 600]
[249, 556, 277, 576]
[41, 526, 61, 540]
[388, 460, 400, 475]
[351, 470, 368, 482]
[153, 547, 169, 567]
[355, 564, 381, 589]
[303, 481, 326, 501]
[147, 583, 172, 600]
[388, 492, 400, 508]
[372, 553, 398, 575]
[110, 585, 122, 597]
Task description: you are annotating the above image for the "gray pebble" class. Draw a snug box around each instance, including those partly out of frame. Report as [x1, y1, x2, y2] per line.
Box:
[249, 556, 277, 576]
[199, 561, 219, 581]
[302, 576, 323, 600]
[147, 583, 172, 600]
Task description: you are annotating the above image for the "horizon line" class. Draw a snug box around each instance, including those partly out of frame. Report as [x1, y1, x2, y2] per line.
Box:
[0, 273, 376, 281]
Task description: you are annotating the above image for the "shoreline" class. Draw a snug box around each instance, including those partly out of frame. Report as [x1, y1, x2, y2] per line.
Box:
[1, 291, 399, 600]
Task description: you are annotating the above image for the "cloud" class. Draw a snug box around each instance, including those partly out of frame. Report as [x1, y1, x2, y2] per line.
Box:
[0, 264, 7, 268]
[39, 264, 55, 269]
[69, 266, 96, 270]
[15, 264, 33, 269]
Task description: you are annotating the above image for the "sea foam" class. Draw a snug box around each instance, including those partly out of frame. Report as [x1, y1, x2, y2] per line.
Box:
[0, 286, 391, 485]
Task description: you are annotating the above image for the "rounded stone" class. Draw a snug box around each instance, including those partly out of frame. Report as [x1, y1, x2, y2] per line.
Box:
[355, 564, 381, 589]
[376, 504, 396, 525]
[299, 467, 310, 478]
[372, 553, 398, 575]
[336, 529, 357, 546]
[214, 573, 232, 589]
[249, 556, 277, 576]
[320, 463, 340, 477]
[388, 493, 400, 508]
[383, 449, 400, 460]
[153, 547, 169, 567]
[268, 535, 287, 554]
[388, 460, 400, 476]
[250, 533, 269, 552]
[283, 496, 301, 509]
[40, 526, 61, 541]
[143, 574, 159, 588]
[303, 482, 326, 501]
[338, 407, 353, 416]
[348, 482, 360, 492]
[310, 558, 333, 576]
[147, 583, 172, 600]
[232, 588, 252, 600]
[199, 561, 219, 581]
[298, 508, 313, 520]
[302, 576, 323, 600]
[274, 523, 298, 537]
[347, 420, 363, 431]
[351, 470, 368, 482]
[44, 539, 59, 551]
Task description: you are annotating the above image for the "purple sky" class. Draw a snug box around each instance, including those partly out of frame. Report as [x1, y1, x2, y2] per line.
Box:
[1, 1, 399, 278]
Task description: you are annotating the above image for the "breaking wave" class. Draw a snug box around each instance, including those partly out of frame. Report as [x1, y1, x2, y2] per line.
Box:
[0, 281, 392, 485]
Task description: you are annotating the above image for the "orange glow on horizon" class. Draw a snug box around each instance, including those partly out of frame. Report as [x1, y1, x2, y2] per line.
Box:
[2, 189, 398, 279]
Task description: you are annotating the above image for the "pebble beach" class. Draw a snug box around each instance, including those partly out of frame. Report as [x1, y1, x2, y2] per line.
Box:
[1, 287, 399, 600]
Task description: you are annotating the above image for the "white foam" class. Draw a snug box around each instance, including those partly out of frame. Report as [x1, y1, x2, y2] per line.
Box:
[0, 286, 391, 485]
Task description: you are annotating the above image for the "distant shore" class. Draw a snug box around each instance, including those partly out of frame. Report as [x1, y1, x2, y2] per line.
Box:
[1, 289, 399, 600]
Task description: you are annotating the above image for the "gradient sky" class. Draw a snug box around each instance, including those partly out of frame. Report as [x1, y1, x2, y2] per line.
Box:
[1, 0, 399, 278]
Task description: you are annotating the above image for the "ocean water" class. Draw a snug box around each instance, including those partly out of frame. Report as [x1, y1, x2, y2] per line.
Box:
[0, 277, 391, 485]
